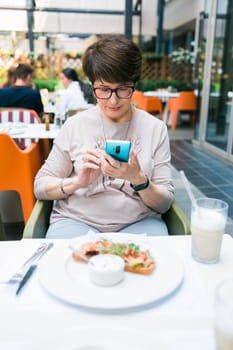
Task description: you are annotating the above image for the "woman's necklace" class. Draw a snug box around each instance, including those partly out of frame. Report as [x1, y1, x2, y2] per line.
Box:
[98, 111, 133, 184]
[100, 114, 133, 142]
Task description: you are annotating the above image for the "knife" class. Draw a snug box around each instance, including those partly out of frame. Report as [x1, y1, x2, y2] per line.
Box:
[16, 242, 54, 296]
[16, 264, 37, 295]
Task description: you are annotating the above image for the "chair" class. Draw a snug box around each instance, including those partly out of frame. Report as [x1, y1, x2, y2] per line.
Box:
[131, 90, 145, 109]
[0, 108, 41, 149]
[162, 201, 190, 235]
[166, 91, 197, 130]
[0, 213, 6, 241]
[23, 199, 190, 239]
[66, 109, 85, 117]
[131, 92, 163, 118]
[140, 96, 163, 119]
[0, 190, 24, 240]
[0, 133, 43, 222]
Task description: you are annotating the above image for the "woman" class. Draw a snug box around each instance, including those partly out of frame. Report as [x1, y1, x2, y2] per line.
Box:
[59, 68, 87, 118]
[34, 34, 174, 239]
[3, 66, 16, 87]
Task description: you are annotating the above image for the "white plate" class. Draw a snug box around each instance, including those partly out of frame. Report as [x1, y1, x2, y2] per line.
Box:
[38, 233, 184, 311]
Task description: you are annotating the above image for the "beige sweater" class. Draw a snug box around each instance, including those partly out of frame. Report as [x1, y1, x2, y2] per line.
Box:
[34, 106, 174, 232]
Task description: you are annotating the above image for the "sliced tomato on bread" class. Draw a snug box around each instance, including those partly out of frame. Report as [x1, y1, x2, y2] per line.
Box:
[72, 239, 155, 275]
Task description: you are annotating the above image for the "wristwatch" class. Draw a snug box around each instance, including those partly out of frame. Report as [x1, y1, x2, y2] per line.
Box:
[130, 176, 150, 192]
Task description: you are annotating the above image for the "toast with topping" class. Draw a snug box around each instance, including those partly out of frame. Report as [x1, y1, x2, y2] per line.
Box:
[72, 239, 155, 275]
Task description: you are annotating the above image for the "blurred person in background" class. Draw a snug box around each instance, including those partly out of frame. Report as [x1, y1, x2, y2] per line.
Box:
[2, 66, 16, 87]
[0, 63, 44, 117]
[59, 68, 87, 118]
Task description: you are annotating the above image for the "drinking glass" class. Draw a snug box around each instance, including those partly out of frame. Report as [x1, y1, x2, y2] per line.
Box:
[215, 279, 233, 350]
[191, 198, 228, 264]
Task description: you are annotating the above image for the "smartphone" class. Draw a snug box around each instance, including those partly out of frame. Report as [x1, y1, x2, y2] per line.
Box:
[105, 140, 131, 162]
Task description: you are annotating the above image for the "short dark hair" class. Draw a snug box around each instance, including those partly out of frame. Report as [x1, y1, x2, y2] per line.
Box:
[15, 64, 33, 80]
[82, 34, 142, 84]
[62, 68, 79, 81]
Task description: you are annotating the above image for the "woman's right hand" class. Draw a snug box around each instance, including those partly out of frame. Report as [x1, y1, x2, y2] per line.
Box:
[44, 149, 103, 200]
[45, 149, 102, 199]
[75, 149, 102, 187]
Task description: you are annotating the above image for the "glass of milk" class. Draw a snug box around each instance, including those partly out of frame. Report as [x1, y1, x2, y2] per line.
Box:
[191, 198, 228, 264]
[215, 279, 233, 350]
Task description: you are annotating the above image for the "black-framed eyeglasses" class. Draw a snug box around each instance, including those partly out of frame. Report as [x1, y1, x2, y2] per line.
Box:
[93, 86, 135, 100]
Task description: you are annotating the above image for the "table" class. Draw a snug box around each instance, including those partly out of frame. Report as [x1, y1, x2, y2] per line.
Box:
[0, 122, 60, 139]
[144, 90, 179, 102]
[144, 90, 179, 125]
[0, 234, 232, 349]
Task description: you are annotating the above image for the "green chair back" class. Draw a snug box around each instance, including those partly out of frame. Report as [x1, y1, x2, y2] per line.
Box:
[23, 200, 190, 238]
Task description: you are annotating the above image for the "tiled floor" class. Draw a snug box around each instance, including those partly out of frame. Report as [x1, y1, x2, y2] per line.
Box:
[170, 139, 233, 236]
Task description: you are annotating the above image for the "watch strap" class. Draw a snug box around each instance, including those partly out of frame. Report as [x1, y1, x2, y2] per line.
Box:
[130, 176, 150, 192]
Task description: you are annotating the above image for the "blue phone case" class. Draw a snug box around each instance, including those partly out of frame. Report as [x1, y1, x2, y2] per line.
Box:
[105, 140, 131, 162]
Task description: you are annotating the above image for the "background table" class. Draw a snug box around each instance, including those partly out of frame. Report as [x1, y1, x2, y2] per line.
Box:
[0, 122, 59, 139]
[144, 90, 179, 102]
[144, 90, 179, 124]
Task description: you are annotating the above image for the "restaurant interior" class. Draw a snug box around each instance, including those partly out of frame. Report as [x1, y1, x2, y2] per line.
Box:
[0, 1, 232, 349]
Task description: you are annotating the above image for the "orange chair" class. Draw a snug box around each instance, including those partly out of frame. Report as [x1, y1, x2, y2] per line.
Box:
[131, 90, 145, 109]
[166, 91, 197, 130]
[132, 91, 163, 118]
[140, 96, 163, 119]
[0, 133, 43, 222]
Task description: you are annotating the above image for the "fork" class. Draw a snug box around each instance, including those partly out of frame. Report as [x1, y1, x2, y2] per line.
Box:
[1, 242, 53, 284]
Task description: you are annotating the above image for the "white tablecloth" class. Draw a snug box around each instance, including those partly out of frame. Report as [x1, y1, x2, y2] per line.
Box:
[0, 235, 232, 349]
[144, 90, 179, 102]
[0, 122, 60, 139]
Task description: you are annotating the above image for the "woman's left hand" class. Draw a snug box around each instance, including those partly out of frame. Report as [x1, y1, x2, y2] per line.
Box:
[100, 150, 145, 184]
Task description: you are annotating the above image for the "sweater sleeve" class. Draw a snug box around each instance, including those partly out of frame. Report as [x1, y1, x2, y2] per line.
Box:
[34, 126, 73, 199]
[151, 122, 174, 213]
